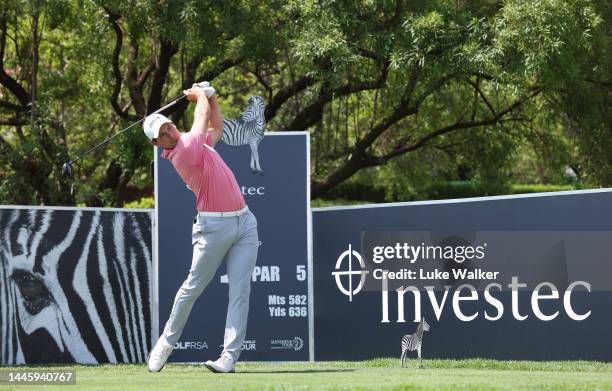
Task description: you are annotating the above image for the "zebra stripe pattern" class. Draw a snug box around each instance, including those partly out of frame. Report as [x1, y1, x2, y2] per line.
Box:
[0, 208, 153, 364]
[222, 95, 266, 175]
[400, 317, 430, 368]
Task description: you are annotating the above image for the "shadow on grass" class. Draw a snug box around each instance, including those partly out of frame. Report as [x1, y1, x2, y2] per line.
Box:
[237, 369, 356, 374]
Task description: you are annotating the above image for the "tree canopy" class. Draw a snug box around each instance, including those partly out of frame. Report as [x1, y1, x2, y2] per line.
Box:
[0, 0, 610, 206]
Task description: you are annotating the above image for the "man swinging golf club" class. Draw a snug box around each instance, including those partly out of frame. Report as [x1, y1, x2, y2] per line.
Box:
[144, 82, 259, 373]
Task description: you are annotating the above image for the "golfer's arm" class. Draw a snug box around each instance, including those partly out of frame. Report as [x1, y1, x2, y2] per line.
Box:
[190, 95, 211, 136]
[207, 96, 224, 147]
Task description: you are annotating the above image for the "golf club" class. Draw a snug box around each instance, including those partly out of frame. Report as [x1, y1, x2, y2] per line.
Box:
[61, 82, 209, 178]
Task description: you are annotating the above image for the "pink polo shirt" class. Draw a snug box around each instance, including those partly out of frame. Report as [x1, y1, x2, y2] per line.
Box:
[161, 130, 246, 212]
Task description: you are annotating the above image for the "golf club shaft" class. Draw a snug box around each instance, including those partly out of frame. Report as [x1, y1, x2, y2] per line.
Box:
[66, 95, 187, 165]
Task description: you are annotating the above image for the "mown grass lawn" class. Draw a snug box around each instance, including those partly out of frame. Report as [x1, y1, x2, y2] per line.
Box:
[1, 358, 611, 390]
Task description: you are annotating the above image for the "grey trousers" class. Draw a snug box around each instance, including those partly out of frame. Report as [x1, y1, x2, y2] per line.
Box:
[161, 209, 259, 362]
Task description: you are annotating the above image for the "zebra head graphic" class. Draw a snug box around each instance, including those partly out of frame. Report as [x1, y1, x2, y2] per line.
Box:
[222, 95, 266, 175]
[0, 208, 153, 364]
[243, 96, 266, 123]
[422, 317, 430, 332]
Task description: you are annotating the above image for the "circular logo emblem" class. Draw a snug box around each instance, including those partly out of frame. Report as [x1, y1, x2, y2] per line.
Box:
[331, 244, 369, 301]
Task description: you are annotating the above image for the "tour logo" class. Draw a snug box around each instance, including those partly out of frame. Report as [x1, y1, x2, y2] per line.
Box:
[332, 244, 369, 301]
[270, 337, 304, 351]
[242, 339, 256, 351]
[174, 341, 208, 350]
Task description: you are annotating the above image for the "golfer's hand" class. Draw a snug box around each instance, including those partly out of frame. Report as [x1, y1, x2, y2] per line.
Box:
[183, 86, 205, 102]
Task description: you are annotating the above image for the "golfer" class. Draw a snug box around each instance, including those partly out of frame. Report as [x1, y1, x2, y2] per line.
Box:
[144, 82, 259, 373]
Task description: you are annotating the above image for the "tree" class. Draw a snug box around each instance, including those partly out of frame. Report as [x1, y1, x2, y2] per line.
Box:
[0, 0, 76, 204]
[0, 0, 609, 206]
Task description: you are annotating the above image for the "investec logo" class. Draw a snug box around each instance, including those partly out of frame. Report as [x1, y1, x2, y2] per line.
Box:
[332, 243, 593, 323]
[174, 341, 208, 350]
[332, 244, 369, 301]
[241, 186, 265, 196]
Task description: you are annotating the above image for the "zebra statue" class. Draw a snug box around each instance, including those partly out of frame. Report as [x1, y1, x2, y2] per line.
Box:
[0, 208, 153, 364]
[400, 317, 430, 368]
[222, 95, 266, 175]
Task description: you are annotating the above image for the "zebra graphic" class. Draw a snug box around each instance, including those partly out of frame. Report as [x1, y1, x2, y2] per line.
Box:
[222, 95, 266, 175]
[0, 208, 153, 364]
[400, 317, 430, 368]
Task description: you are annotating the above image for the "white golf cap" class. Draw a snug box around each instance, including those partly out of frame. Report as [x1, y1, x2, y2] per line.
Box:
[143, 113, 173, 140]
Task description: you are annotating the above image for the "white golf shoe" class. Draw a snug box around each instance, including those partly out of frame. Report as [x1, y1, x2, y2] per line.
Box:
[148, 337, 174, 372]
[204, 353, 235, 373]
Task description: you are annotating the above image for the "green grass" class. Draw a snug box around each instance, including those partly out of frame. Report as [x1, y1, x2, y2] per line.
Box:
[2, 358, 612, 390]
[311, 198, 376, 208]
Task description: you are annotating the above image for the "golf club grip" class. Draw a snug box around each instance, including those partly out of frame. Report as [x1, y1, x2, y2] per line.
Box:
[154, 82, 207, 113]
